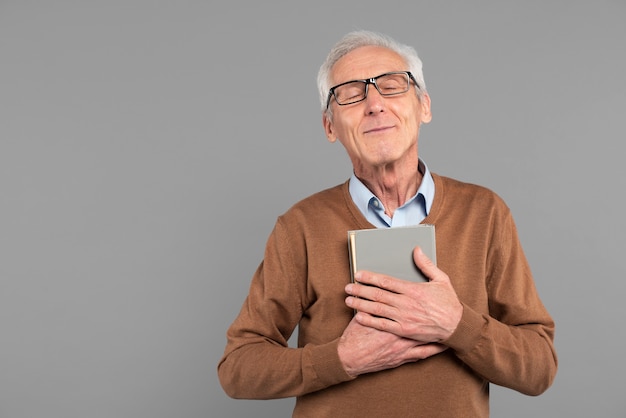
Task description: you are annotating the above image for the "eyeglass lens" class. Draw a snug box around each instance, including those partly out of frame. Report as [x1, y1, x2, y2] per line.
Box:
[333, 73, 409, 105]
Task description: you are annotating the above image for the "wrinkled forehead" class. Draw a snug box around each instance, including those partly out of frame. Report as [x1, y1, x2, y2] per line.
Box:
[330, 46, 408, 86]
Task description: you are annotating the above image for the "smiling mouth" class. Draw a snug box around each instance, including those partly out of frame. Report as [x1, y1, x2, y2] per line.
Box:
[364, 125, 393, 134]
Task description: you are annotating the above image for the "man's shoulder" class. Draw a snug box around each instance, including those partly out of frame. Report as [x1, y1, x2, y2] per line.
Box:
[281, 181, 350, 219]
[433, 173, 508, 208]
[270, 181, 354, 238]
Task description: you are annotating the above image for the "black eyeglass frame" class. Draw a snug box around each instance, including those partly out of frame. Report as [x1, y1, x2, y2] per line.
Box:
[325, 71, 420, 109]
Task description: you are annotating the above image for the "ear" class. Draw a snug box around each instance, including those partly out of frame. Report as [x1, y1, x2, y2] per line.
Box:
[322, 113, 338, 143]
[420, 93, 432, 124]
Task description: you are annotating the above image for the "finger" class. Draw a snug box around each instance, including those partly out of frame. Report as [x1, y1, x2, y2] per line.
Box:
[353, 270, 411, 294]
[406, 343, 449, 361]
[346, 295, 396, 320]
[346, 280, 394, 302]
[353, 309, 403, 335]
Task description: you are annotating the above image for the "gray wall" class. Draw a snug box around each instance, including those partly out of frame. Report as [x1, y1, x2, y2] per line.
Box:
[1, 1, 624, 417]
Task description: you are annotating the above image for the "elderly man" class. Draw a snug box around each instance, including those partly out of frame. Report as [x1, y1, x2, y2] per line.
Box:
[218, 30, 557, 417]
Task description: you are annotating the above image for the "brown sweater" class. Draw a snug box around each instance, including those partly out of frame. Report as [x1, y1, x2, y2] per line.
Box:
[218, 174, 557, 417]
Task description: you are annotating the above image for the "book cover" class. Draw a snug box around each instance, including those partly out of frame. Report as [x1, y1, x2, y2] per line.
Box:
[347, 224, 436, 283]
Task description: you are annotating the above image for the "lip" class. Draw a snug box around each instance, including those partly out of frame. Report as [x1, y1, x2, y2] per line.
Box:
[363, 125, 394, 134]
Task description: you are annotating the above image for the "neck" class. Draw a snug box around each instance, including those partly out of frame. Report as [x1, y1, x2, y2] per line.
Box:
[355, 160, 422, 218]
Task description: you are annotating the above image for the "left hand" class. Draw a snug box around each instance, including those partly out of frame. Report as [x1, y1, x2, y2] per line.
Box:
[345, 246, 463, 343]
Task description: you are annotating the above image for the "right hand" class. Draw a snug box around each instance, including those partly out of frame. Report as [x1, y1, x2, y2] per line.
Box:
[337, 316, 448, 377]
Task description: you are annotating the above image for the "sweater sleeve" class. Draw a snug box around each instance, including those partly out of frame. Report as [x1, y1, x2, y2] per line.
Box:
[217, 218, 354, 399]
[443, 212, 558, 396]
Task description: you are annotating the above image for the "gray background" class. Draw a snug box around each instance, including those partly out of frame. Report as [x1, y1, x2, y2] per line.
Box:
[1, 1, 624, 417]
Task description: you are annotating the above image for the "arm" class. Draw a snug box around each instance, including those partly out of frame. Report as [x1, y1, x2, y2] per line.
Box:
[445, 214, 557, 395]
[217, 219, 353, 399]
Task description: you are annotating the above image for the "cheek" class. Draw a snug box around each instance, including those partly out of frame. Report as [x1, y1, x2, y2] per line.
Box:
[333, 118, 359, 141]
[407, 110, 424, 132]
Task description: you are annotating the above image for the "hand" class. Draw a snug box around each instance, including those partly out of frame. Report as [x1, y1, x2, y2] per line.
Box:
[345, 246, 463, 343]
[337, 316, 448, 377]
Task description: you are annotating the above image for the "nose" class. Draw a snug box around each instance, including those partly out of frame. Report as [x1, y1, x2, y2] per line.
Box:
[364, 85, 385, 114]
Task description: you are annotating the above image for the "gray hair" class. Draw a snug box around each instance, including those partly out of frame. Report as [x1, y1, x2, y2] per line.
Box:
[317, 30, 427, 118]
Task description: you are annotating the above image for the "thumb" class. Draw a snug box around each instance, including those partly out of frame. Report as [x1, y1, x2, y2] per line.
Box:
[413, 246, 445, 283]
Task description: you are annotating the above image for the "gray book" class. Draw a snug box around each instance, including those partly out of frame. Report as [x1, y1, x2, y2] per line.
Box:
[347, 224, 436, 283]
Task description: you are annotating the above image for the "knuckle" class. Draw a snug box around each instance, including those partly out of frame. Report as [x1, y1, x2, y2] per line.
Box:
[378, 276, 391, 289]
[372, 302, 386, 317]
[371, 286, 386, 301]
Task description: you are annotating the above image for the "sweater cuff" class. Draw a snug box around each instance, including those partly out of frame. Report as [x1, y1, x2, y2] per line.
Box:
[307, 338, 355, 387]
[443, 302, 486, 355]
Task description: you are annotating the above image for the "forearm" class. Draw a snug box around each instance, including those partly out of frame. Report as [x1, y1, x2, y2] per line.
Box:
[444, 303, 557, 395]
[218, 336, 353, 399]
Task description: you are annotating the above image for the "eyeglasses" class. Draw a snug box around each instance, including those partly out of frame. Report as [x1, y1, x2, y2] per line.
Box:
[326, 71, 419, 109]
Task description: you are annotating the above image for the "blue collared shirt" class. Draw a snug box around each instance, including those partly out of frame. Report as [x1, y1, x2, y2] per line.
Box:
[348, 159, 435, 228]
